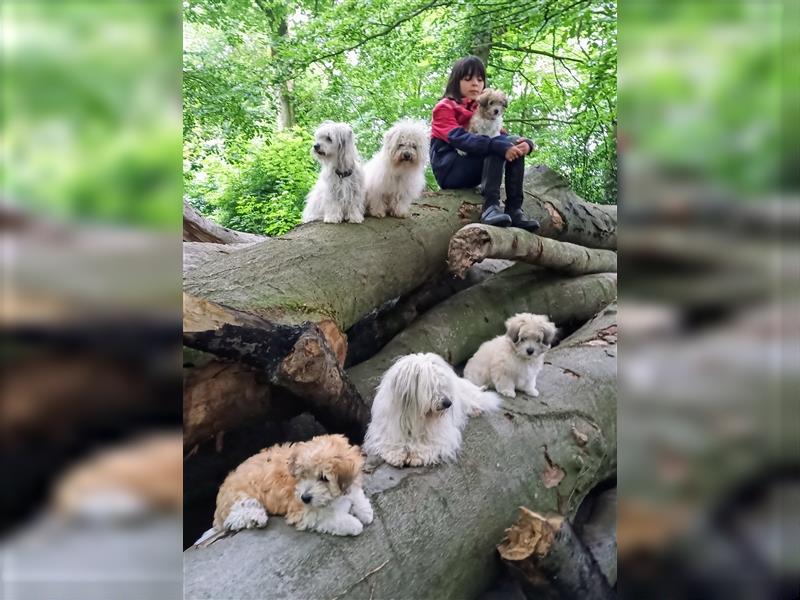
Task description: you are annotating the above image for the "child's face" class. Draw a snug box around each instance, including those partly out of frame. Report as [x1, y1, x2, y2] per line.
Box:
[459, 74, 485, 101]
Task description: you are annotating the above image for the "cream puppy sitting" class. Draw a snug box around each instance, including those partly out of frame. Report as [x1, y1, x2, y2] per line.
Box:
[195, 434, 373, 545]
[464, 313, 557, 398]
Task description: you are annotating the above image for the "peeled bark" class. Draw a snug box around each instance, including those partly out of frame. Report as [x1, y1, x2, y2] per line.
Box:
[348, 267, 617, 403]
[498, 508, 614, 600]
[522, 165, 617, 250]
[183, 201, 265, 244]
[183, 293, 368, 440]
[448, 223, 618, 278]
[183, 305, 618, 600]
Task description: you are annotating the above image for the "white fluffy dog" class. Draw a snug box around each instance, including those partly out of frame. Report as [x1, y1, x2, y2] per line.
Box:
[363, 353, 500, 467]
[302, 121, 366, 224]
[464, 313, 557, 398]
[195, 434, 373, 546]
[364, 119, 429, 218]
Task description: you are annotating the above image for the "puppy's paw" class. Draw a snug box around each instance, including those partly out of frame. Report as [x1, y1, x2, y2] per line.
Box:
[390, 209, 410, 219]
[347, 214, 365, 224]
[223, 497, 268, 531]
[323, 215, 343, 224]
[383, 450, 407, 467]
[497, 387, 517, 398]
[528, 388, 540, 397]
[334, 515, 364, 536]
[352, 502, 374, 525]
[405, 452, 424, 467]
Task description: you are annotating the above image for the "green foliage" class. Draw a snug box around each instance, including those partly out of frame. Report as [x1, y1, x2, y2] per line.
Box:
[184, 0, 619, 236]
[189, 129, 316, 236]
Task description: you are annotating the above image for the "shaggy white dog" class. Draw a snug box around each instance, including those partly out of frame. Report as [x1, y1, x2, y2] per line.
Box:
[464, 313, 557, 398]
[364, 119, 429, 218]
[302, 121, 366, 224]
[363, 353, 500, 467]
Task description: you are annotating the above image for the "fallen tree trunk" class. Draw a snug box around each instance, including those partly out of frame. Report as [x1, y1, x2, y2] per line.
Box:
[183, 304, 618, 600]
[345, 259, 513, 367]
[448, 224, 618, 278]
[348, 267, 617, 403]
[522, 165, 617, 250]
[183, 201, 265, 244]
[183, 241, 258, 275]
[498, 508, 614, 600]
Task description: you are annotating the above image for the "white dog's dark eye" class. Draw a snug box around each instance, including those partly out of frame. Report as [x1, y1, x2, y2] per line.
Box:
[323, 136, 331, 142]
[319, 474, 328, 482]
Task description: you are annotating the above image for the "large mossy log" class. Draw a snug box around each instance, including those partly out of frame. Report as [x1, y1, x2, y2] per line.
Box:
[522, 165, 617, 250]
[448, 223, 617, 278]
[183, 305, 618, 600]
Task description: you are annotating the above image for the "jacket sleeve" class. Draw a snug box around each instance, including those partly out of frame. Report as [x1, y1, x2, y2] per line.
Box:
[431, 102, 514, 158]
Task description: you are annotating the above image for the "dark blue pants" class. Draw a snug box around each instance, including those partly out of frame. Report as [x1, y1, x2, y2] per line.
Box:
[433, 148, 525, 212]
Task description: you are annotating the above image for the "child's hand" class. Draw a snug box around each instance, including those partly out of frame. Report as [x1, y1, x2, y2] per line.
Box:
[515, 140, 534, 155]
[504, 145, 525, 161]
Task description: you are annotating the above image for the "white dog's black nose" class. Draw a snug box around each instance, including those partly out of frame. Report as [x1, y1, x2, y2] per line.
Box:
[301, 493, 312, 504]
[441, 398, 452, 409]
[313, 143, 321, 151]
[526, 348, 534, 355]
[402, 152, 412, 160]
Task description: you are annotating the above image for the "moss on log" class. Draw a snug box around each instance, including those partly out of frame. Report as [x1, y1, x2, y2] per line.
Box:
[348, 267, 617, 404]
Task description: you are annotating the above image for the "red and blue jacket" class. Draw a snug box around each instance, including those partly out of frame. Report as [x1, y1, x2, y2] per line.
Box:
[429, 96, 533, 182]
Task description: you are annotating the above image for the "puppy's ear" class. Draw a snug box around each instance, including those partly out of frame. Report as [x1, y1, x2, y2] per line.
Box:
[286, 445, 301, 478]
[505, 316, 522, 343]
[477, 90, 491, 107]
[332, 457, 358, 494]
[501, 94, 509, 108]
[545, 325, 561, 347]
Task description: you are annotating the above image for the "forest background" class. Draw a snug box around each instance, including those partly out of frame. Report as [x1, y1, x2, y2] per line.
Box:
[183, 0, 618, 236]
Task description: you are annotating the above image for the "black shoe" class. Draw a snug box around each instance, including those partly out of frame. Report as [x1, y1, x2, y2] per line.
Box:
[506, 208, 540, 232]
[480, 205, 512, 227]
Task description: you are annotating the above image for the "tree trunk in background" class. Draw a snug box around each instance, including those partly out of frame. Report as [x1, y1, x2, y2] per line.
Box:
[183, 305, 618, 600]
[275, 17, 295, 131]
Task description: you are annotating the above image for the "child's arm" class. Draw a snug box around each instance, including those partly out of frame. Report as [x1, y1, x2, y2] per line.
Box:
[432, 102, 515, 157]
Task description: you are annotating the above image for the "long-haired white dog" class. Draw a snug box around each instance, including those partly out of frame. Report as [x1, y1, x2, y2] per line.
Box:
[364, 119, 429, 218]
[302, 121, 366, 224]
[363, 353, 500, 467]
[464, 313, 557, 398]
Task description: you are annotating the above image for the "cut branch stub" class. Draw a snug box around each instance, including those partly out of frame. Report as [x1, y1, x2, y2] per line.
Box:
[447, 223, 617, 278]
[498, 507, 614, 600]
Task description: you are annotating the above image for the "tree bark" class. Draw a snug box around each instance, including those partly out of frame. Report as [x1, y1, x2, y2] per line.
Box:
[183, 242, 257, 275]
[447, 223, 617, 278]
[183, 200, 265, 244]
[183, 304, 618, 600]
[183, 360, 274, 450]
[183, 179, 615, 410]
[522, 165, 617, 250]
[498, 507, 614, 600]
[348, 267, 617, 403]
[345, 259, 513, 367]
[183, 293, 369, 440]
